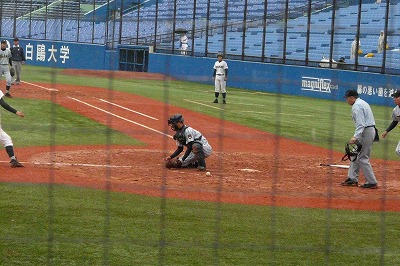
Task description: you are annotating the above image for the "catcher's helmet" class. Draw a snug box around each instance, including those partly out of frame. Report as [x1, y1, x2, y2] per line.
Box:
[342, 140, 362, 161]
[168, 114, 184, 131]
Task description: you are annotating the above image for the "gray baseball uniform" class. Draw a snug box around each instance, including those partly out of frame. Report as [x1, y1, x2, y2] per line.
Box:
[0, 46, 12, 87]
[347, 98, 378, 185]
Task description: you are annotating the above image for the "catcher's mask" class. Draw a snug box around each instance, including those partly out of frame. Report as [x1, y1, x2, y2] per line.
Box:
[342, 140, 362, 162]
[168, 114, 184, 131]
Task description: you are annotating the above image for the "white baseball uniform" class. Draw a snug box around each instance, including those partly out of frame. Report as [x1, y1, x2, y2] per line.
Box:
[0, 90, 14, 147]
[180, 34, 188, 55]
[213, 59, 228, 93]
[0, 47, 12, 87]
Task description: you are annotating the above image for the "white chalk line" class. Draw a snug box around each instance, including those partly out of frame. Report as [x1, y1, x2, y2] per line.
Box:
[21, 81, 58, 92]
[183, 99, 224, 110]
[0, 161, 132, 168]
[242, 111, 313, 117]
[97, 98, 158, 120]
[68, 96, 172, 138]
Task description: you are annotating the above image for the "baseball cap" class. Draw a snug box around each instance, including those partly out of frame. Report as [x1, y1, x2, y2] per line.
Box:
[13, 37, 19, 41]
[344, 89, 358, 98]
[1, 40, 7, 44]
[391, 90, 400, 98]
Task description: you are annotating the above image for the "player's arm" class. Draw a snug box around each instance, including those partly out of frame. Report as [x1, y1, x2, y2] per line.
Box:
[382, 121, 399, 138]
[169, 146, 184, 159]
[181, 142, 193, 161]
[213, 69, 216, 77]
[0, 97, 18, 114]
[225, 69, 228, 77]
[9, 57, 12, 66]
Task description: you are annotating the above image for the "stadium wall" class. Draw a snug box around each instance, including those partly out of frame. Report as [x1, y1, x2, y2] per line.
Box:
[148, 53, 400, 107]
[3, 38, 115, 70]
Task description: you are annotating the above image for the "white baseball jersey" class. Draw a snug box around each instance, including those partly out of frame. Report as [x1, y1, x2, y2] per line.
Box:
[0, 90, 14, 147]
[213, 60, 228, 75]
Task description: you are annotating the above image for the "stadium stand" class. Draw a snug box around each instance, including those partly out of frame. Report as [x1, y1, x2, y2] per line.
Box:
[1, 0, 400, 71]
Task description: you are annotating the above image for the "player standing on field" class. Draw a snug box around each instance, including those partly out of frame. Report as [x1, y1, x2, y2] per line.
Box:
[0, 40, 14, 98]
[212, 54, 228, 104]
[381, 90, 400, 156]
[0, 89, 24, 167]
[341, 89, 378, 189]
[11, 37, 25, 85]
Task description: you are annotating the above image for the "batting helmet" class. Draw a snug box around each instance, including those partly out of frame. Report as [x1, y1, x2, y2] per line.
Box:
[168, 114, 184, 131]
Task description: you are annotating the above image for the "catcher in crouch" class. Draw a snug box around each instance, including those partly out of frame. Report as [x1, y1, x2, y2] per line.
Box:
[165, 114, 212, 171]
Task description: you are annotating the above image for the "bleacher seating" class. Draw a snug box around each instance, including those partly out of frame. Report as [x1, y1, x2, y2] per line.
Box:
[1, 0, 400, 72]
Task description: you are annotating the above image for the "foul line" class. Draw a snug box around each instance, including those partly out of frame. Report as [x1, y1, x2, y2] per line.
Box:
[68, 96, 172, 138]
[183, 99, 224, 110]
[97, 98, 158, 120]
[21, 81, 58, 91]
[0, 161, 132, 168]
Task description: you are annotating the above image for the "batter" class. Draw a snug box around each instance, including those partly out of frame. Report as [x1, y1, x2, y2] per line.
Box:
[212, 54, 228, 104]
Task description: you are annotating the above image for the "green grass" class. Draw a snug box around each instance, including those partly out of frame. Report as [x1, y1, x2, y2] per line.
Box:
[1, 183, 400, 265]
[2, 98, 141, 147]
[1, 65, 399, 264]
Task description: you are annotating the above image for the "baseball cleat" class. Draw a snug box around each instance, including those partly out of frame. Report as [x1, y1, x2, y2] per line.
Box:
[359, 183, 378, 189]
[212, 99, 218, 103]
[223, 99, 227, 104]
[341, 178, 358, 186]
[10, 159, 24, 168]
[5, 92, 12, 98]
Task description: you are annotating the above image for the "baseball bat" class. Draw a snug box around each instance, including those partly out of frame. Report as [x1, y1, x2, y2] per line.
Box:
[319, 163, 349, 169]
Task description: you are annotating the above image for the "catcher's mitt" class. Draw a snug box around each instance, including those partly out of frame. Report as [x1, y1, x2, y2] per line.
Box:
[10, 67, 15, 77]
[342, 140, 362, 162]
[165, 158, 182, 169]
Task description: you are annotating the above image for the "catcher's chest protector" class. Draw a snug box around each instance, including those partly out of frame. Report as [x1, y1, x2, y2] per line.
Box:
[173, 126, 187, 145]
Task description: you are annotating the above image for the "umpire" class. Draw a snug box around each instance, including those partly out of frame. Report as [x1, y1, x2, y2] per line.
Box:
[11, 37, 25, 85]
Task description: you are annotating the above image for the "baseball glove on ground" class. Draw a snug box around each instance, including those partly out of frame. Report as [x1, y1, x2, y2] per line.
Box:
[10, 67, 15, 77]
[165, 158, 182, 169]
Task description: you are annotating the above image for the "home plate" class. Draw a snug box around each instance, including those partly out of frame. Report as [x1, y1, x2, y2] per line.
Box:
[238, 168, 260, 173]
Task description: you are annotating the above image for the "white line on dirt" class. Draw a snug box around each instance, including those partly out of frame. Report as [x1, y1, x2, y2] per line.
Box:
[97, 98, 158, 120]
[21, 81, 58, 91]
[183, 99, 224, 110]
[0, 161, 132, 168]
[68, 96, 172, 138]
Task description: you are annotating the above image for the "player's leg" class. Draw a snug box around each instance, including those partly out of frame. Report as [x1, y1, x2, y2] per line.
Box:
[0, 128, 23, 167]
[192, 143, 206, 170]
[213, 78, 220, 103]
[15, 62, 22, 83]
[5, 71, 12, 97]
[395, 140, 400, 156]
[221, 79, 227, 104]
[357, 128, 378, 185]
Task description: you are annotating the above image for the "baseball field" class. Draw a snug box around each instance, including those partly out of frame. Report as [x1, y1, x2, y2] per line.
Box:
[1, 65, 400, 265]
